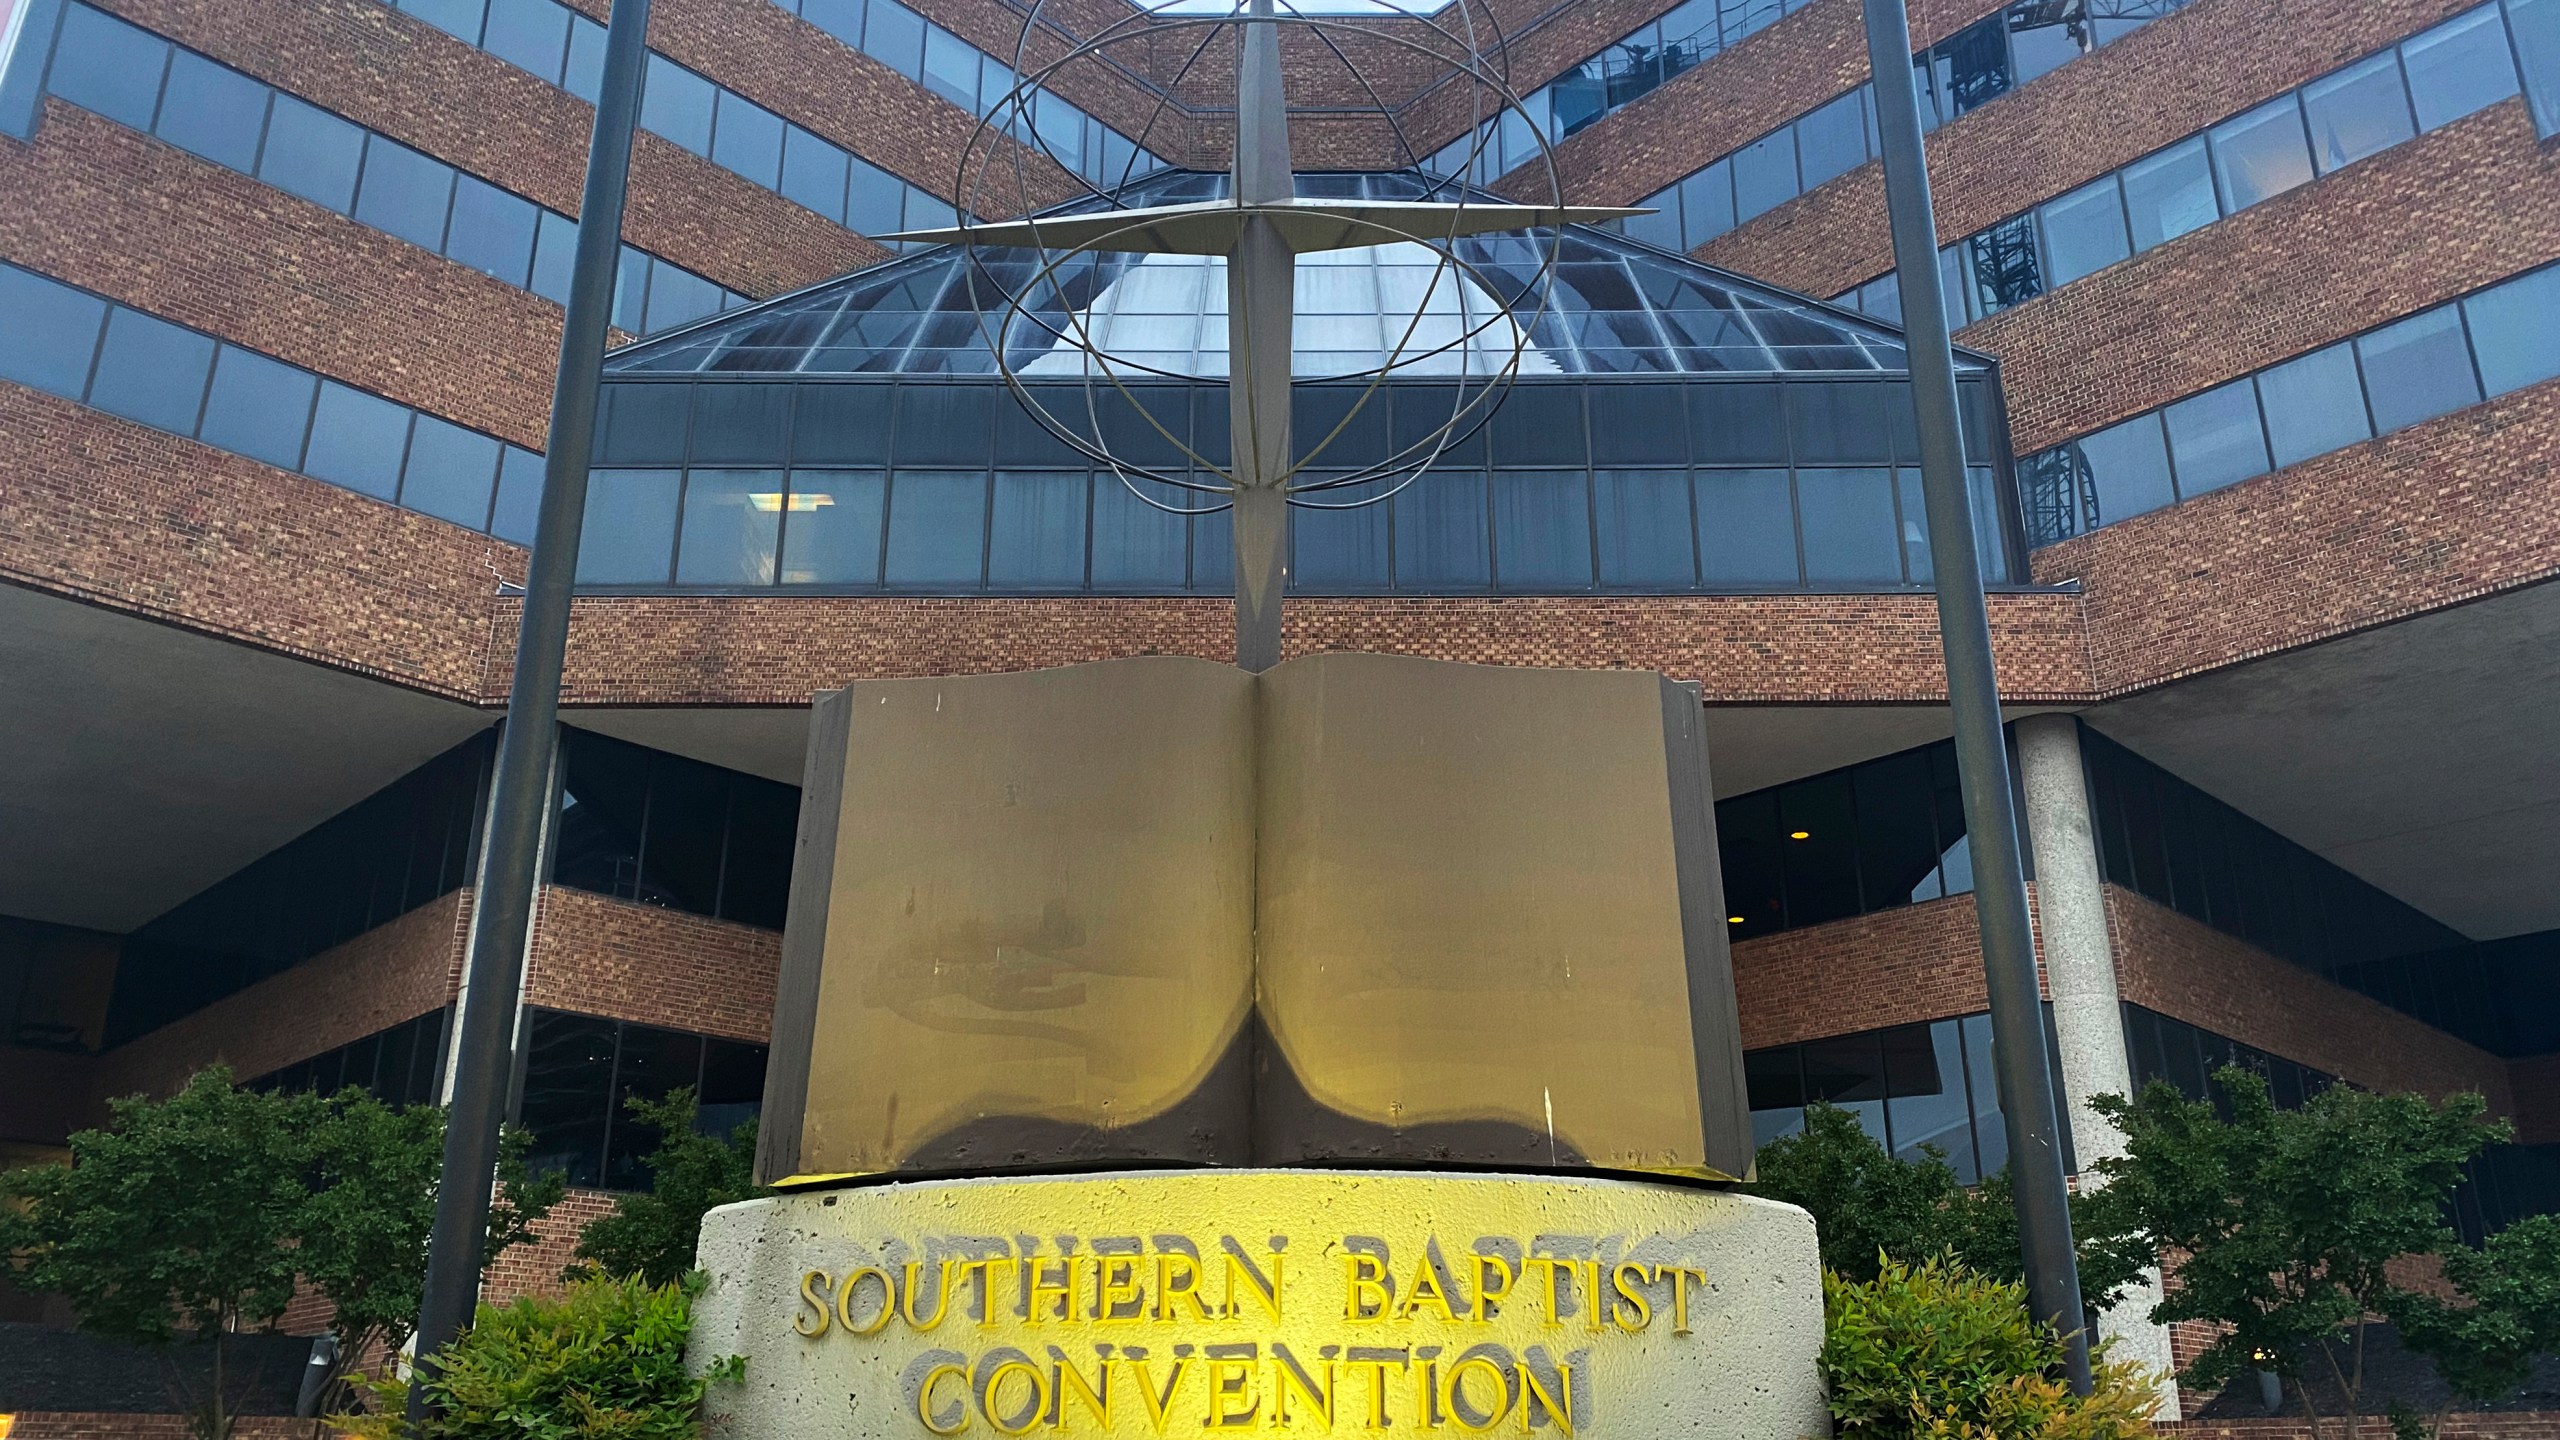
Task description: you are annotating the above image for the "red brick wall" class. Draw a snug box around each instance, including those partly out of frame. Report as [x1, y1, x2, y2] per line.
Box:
[482, 1186, 620, 1304]
[1732, 891, 2017, 1049]
[2038, 375, 2560, 699]
[525, 887, 780, 1045]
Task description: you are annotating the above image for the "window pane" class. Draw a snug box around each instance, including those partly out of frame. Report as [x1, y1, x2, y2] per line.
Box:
[2303, 51, 2416, 174]
[400, 415, 501, 528]
[845, 156, 906, 235]
[401, 0, 487, 43]
[530, 210, 578, 303]
[304, 382, 411, 498]
[46, 6, 167, 130]
[2357, 306, 2482, 432]
[1884, 1020, 1978, 1179]
[492, 445, 544, 544]
[2401, 7, 2521, 129]
[710, 92, 785, 189]
[1621, 192, 1684, 251]
[482, 0, 570, 83]
[988, 470, 1087, 588]
[922, 25, 980, 109]
[1293, 492, 1391, 591]
[1595, 470, 1694, 587]
[155, 51, 267, 172]
[777, 469, 886, 583]
[1678, 160, 1736, 245]
[2512, 0, 2560, 136]
[863, 0, 928, 75]
[884, 471, 987, 586]
[257, 95, 364, 211]
[0, 265, 108, 395]
[1731, 130, 1799, 222]
[1963, 215, 2043, 315]
[2213, 95, 2316, 210]
[2162, 377, 2270, 497]
[1697, 468, 1799, 585]
[444, 175, 538, 288]
[780, 127, 850, 223]
[563, 15, 607, 101]
[1796, 467, 1901, 584]
[644, 265, 723, 334]
[2039, 175, 2130, 285]
[1089, 474, 1189, 589]
[199, 346, 317, 469]
[717, 781, 796, 930]
[2077, 411, 2175, 526]
[576, 468, 682, 582]
[519, 1011, 615, 1187]
[1800, 1029, 1886, 1140]
[1744, 1046, 1805, 1147]
[800, 0, 863, 45]
[675, 468, 783, 585]
[1391, 469, 1490, 590]
[2122, 136, 2220, 250]
[353, 139, 455, 250]
[1492, 468, 1592, 589]
[2256, 343, 2371, 467]
[2466, 265, 2560, 394]
[1959, 1013, 2008, 1174]
[1795, 89, 1867, 190]
[601, 1026, 705, 1190]
[641, 56, 716, 155]
[88, 307, 215, 433]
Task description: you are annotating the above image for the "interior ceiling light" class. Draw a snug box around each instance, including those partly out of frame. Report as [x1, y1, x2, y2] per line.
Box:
[1789, 830, 1811, 840]
[1727, 915, 1745, 924]
[748, 493, 835, 512]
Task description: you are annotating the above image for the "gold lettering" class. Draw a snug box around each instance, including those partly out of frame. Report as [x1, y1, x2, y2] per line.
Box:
[837, 1266, 894, 1335]
[1578, 1262, 1605, 1334]
[1225, 1252, 1283, 1323]
[1054, 1357, 1112, 1430]
[1207, 1356, 1260, 1429]
[1343, 1254, 1391, 1323]
[1345, 1355, 1404, 1429]
[904, 1259, 963, 1331]
[794, 1269, 833, 1337]
[1124, 1357, 1190, 1435]
[1271, 1346, 1335, 1430]
[982, 1360, 1050, 1436]
[1470, 1255, 1515, 1322]
[1156, 1254, 1213, 1322]
[919, 1363, 971, 1435]
[1400, 1258, 1457, 1324]
[1527, 1260, 1572, 1328]
[1415, 1360, 1441, 1431]
[1668, 1266, 1704, 1337]
[1095, 1255, 1143, 1323]
[1609, 1263, 1652, 1332]
[1442, 1356, 1509, 1433]
[1027, 1256, 1074, 1324]
[1517, 1363, 1573, 1437]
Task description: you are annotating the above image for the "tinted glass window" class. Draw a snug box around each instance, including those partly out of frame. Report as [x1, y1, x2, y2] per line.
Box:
[883, 471, 986, 586]
[689, 384, 791, 464]
[1493, 469, 1592, 589]
[1697, 468, 1798, 584]
[677, 468, 784, 585]
[2401, 7, 2522, 128]
[922, 25, 981, 110]
[563, 14, 608, 100]
[155, 51, 267, 171]
[2040, 175, 2130, 285]
[2358, 307, 2482, 432]
[1795, 90, 1868, 190]
[1595, 470, 1694, 587]
[2256, 342, 2372, 467]
[401, 0, 488, 43]
[2513, 0, 2560, 136]
[780, 127, 851, 222]
[1588, 385, 1687, 464]
[777, 470, 886, 583]
[2302, 51, 2417, 174]
[2077, 411, 2175, 525]
[2466, 266, 2560, 394]
[482, 0, 570, 81]
[353, 139, 455, 251]
[1795, 467, 1901, 584]
[199, 346, 316, 470]
[1089, 475, 1189, 589]
[258, 95, 364, 211]
[641, 57, 716, 155]
[519, 1011, 615, 1186]
[864, 0, 928, 76]
[2162, 377, 2270, 496]
[1731, 131, 1798, 222]
[400, 415, 501, 527]
[2121, 136, 2220, 250]
[577, 468, 682, 582]
[1294, 495, 1391, 591]
[47, 6, 167, 130]
[444, 175, 538, 288]
[88, 308, 215, 433]
[1678, 160, 1736, 246]
[530, 211, 579, 303]
[492, 446, 544, 544]
[988, 470, 1088, 588]
[1391, 469, 1490, 590]
[0, 266, 108, 395]
[304, 382, 411, 498]
[643, 265, 723, 334]
[710, 93, 786, 189]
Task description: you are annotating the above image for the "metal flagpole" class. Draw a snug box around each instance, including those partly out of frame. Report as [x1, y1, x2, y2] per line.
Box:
[1227, 0, 1294, 673]
[406, 0, 653, 1412]
[1859, 0, 2094, 1394]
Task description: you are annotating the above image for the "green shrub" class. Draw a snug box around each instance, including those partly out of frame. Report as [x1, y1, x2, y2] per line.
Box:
[572, 1088, 768, 1288]
[1822, 1256, 2159, 1440]
[340, 1273, 739, 1439]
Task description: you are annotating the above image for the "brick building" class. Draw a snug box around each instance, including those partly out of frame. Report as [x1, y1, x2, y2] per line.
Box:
[0, 0, 2555, 1421]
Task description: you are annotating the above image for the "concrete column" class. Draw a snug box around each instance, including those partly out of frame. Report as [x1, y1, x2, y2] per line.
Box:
[2015, 712, 2180, 1416]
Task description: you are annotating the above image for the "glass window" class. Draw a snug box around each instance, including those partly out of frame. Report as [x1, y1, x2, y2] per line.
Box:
[2256, 342, 2372, 467]
[2357, 306, 2482, 432]
[257, 95, 364, 211]
[600, 1026, 705, 1190]
[2077, 411, 2175, 525]
[400, 415, 501, 528]
[644, 265, 723, 334]
[1800, 1030, 1886, 1140]
[1678, 160, 1736, 246]
[444, 175, 538, 288]
[776, 469, 886, 583]
[1963, 215, 2043, 316]
[1492, 469, 1592, 589]
[2511, 0, 2560, 136]
[2038, 175, 2130, 285]
[2466, 266, 2560, 394]
[1089, 474, 1188, 589]
[2162, 377, 2270, 497]
[1795, 467, 1901, 584]
[675, 468, 783, 584]
[303, 382, 412, 499]
[1731, 130, 1799, 222]
[529, 210, 579, 304]
[845, 156, 907, 235]
[2302, 51, 2417, 174]
[401, 0, 488, 44]
[1391, 469, 1490, 591]
[987, 470, 1088, 588]
[1744, 1045, 1806, 1148]
[1294, 493, 1391, 591]
[780, 127, 850, 222]
[2211, 94, 2315, 212]
[641, 56, 716, 156]
[1883, 1020, 1977, 1179]
[482, 0, 570, 83]
[1959, 1014, 2007, 1175]
[922, 24, 981, 110]
[1621, 193, 1685, 252]
[1589, 385, 1688, 464]
[883, 470, 986, 587]
[518, 1011, 615, 1186]
[492, 445, 544, 544]
[709, 92, 785, 190]
[353, 139, 455, 251]
[563, 14, 607, 101]
[800, 0, 864, 45]
[2121, 136, 2220, 250]
[1595, 470, 1694, 588]
[155, 51, 267, 172]
[2401, 7, 2522, 129]
[576, 467, 682, 582]
[88, 307, 214, 434]
[0, 265, 108, 395]
[46, 6, 167, 131]
[863, 0, 928, 77]
[688, 384, 789, 464]
[198, 346, 316, 471]
[1795, 90, 1868, 191]
[1697, 468, 1798, 585]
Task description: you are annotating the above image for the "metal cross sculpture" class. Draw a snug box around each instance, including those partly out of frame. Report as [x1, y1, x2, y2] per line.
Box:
[887, 0, 1636, 670]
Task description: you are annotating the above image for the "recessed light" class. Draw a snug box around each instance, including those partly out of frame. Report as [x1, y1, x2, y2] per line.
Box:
[1788, 830, 1810, 840]
[1727, 915, 1745, 924]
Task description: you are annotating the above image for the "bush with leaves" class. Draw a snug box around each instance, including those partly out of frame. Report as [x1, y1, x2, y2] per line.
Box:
[1823, 1255, 2160, 1440]
[339, 1272, 741, 1440]
[571, 1088, 770, 1287]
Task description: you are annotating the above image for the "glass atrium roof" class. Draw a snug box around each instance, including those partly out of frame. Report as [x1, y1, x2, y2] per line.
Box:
[604, 170, 1977, 379]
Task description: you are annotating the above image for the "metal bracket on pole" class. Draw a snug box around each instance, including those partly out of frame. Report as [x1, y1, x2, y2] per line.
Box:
[405, 0, 653, 1413]
[1858, 0, 2094, 1394]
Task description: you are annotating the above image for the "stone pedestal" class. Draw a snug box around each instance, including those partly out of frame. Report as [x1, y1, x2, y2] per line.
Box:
[689, 1170, 1827, 1440]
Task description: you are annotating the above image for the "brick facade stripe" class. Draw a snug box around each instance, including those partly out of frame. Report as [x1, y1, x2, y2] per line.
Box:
[524, 885, 780, 1045]
[481, 1185, 620, 1304]
[1732, 891, 2018, 1049]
